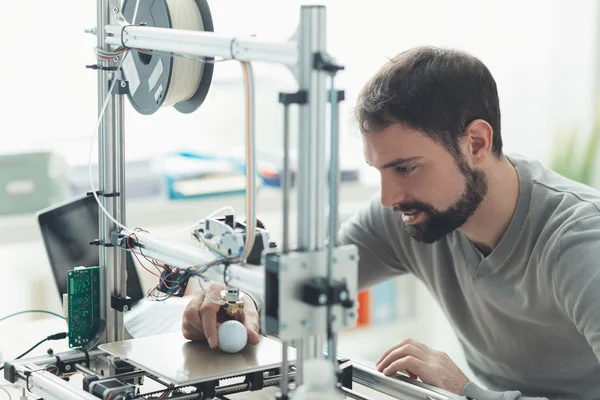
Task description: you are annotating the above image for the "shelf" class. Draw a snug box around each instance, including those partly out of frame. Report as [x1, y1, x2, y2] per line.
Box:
[0, 183, 378, 245]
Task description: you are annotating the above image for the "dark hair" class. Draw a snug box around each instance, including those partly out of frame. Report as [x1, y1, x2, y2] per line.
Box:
[355, 46, 502, 158]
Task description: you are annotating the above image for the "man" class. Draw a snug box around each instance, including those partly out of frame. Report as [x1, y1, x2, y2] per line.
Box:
[182, 46, 600, 400]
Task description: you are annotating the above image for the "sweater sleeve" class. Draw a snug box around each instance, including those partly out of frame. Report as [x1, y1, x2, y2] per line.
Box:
[552, 216, 600, 362]
[461, 382, 548, 400]
[338, 193, 409, 291]
[460, 216, 600, 400]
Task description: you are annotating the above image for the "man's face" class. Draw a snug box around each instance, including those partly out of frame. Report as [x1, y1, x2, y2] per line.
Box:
[363, 123, 488, 243]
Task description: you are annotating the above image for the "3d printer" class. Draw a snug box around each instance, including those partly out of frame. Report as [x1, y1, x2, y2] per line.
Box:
[3, 1, 463, 399]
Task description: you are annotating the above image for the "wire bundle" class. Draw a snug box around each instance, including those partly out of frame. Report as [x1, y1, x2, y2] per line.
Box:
[126, 230, 236, 303]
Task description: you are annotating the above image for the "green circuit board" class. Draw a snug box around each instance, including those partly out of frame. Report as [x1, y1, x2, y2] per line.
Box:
[67, 266, 101, 348]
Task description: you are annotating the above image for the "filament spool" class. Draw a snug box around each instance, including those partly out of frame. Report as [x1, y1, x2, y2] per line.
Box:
[121, 0, 214, 115]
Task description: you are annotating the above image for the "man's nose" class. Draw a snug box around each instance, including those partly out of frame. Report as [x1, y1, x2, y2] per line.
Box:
[380, 176, 406, 209]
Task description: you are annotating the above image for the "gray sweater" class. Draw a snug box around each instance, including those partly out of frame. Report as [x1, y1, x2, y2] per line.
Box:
[338, 154, 600, 400]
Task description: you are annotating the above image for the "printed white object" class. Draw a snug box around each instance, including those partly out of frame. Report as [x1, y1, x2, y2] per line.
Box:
[218, 320, 248, 353]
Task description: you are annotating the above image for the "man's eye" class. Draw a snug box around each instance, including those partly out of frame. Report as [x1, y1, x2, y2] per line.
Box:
[394, 165, 417, 175]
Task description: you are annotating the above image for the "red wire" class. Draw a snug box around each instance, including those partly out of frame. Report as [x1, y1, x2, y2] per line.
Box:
[126, 233, 168, 287]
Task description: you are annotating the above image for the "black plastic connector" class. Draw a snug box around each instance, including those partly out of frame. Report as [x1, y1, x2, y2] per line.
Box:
[86, 190, 121, 198]
[3, 363, 16, 383]
[329, 89, 345, 104]
[301, 278, 352, 307]
[313, 52, 344, 73]
[111, 294, 135, 312]
[246, 371, 264, 391]
[89, 239, 114, 248]
[83, 375, 100, 392]
[278, 90, 308, 105]
[86, 64, 119, 71]
[337, 358, 353, 389]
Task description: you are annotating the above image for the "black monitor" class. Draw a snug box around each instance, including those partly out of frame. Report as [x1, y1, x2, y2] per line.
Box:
[37, 194, 144, 305]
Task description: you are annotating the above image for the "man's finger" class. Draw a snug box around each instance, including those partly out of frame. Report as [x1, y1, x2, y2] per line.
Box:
[242, 302, 260, 345]
[383, 355, 427, 377]
[182, 320, 205, 341]
[376, 338, 431, 364]
[407, 371, 419, 380]
[400, 338, 431, 354]
[182, 291, 206, 339]
[200, 297, 222, 348]
[376, 344, 429, 372]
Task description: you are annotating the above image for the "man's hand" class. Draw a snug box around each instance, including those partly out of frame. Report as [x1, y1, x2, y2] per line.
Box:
[375, 338, 469, 395]
[181, 282, 260, 348]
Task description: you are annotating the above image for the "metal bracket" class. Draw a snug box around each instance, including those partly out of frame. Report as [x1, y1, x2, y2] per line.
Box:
[108, 0, 128, 26]
[262, 245, 359, 340]
[110, 79, 130, 95]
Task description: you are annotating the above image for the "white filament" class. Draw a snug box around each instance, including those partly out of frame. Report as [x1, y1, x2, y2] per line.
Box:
[163, 0, 205, 106]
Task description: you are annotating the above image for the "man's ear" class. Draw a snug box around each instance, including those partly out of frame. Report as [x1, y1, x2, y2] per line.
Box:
[463, 119, 493, 164]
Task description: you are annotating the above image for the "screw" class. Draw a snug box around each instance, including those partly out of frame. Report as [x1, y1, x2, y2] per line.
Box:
[123, 305, 129, 311]
[113, 56, 119, 62]
[318, 294, 328, 305]
[65, 365, 72, 371]
[331, 315, 337, 322]
[84, 27, 97, 35]
[112, 6, 120, 13]
[301, 319, 310, 327]
[339, 291, 348, 301]
[120, 81, 127, 88]
[350, 254, 357, 261]
[348, 311, 356, 319]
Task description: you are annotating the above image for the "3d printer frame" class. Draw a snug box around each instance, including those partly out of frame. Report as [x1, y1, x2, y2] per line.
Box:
[3, 1, 463, 399]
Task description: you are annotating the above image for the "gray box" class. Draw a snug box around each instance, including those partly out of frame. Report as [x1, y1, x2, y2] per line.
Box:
[0, 152, 70, 216]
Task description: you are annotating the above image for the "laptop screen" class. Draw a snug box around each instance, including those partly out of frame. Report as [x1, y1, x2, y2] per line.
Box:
[37, 194, 144, 305]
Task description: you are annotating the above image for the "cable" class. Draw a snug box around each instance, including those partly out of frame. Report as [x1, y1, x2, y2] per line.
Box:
[0, 310, 65, 323]
[239, 61, 257, 262]
[0, 333, 67, 372]
[0, 386, 11, 400]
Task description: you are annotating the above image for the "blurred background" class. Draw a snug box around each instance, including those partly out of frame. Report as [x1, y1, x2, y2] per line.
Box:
[1, 0, 599, 382]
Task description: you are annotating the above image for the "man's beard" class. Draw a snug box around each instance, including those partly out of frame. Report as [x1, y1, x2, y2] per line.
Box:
[393, 158, 488, 244]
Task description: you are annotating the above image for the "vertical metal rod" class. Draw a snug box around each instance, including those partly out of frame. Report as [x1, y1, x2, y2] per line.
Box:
[297, 5, 327, 253]
[114, 74, 127, 329]
[97, 0, 125, 343]
[312, 11, 327, 252]
[280, 342, 289, 396]
[297, 6, 328, 380]
[282, 104, 291, 254]
[281, 100, 291, 397]
[327, 78, 341, 367]
[97, 0, 111, 344]
[294, 339, 303, 387]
